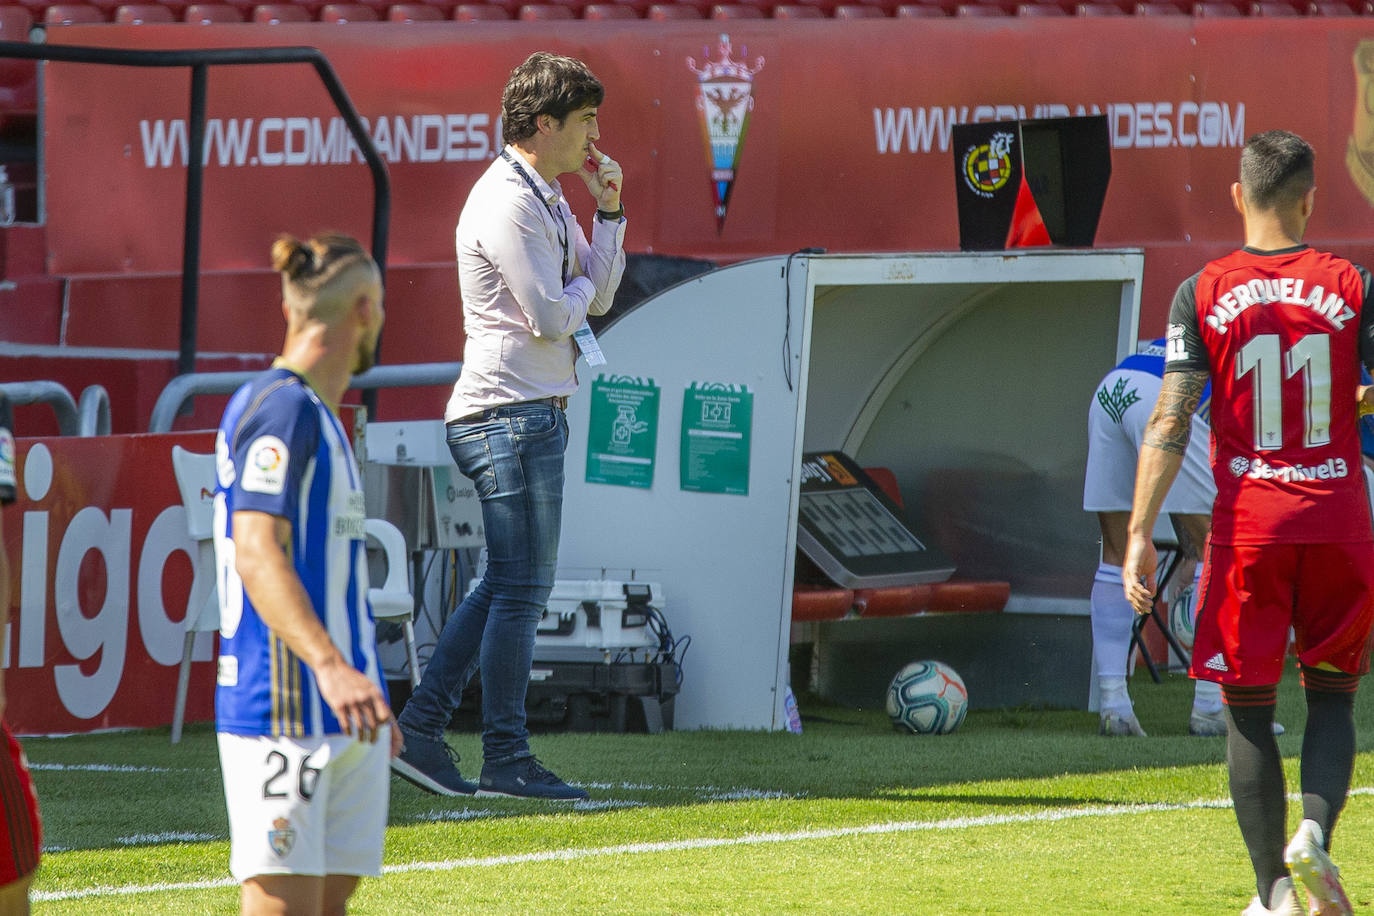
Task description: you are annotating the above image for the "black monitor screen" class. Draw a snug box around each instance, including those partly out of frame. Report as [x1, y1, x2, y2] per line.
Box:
[796, 452, 954, 589]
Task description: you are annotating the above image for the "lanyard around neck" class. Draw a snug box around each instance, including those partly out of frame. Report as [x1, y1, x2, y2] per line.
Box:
[501, 149, 569, 283]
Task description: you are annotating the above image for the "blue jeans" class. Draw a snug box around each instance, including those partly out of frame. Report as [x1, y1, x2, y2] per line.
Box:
[397, 402, 567, 764]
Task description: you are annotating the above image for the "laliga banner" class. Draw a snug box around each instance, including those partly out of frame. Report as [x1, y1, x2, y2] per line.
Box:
[2, 433, 215, 735]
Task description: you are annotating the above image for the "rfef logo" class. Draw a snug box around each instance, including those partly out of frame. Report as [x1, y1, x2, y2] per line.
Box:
[961, 131, 1015, 198]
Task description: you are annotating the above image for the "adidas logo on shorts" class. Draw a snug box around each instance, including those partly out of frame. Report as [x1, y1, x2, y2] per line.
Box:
[1204, 653, 1229, 673]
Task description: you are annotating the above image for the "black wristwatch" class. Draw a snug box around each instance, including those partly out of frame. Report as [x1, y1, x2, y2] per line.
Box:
[596, 205, 625, 222]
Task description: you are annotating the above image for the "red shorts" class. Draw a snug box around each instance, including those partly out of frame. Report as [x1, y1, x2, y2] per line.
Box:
[0, 722, 40, 885]
[1191, 541, 1374, 686]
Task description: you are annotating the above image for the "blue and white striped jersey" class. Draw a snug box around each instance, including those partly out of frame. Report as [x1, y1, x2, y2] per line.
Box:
[212, 366, 386, 737]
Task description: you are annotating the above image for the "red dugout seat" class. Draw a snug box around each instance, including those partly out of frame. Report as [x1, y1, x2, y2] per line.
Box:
[387, 2, 445, 16]
[183, 3, 246, 19]
[583, 3, 640, 14]
[320, 3, 380, 18]
[453, 3, 512, 16]
[44, 4, 107, 22]
[114, 3, 177, 20]
[648, 3, 703, 14]
[792, 584, 855, 623]
[1192, 1, 1243, 13]
[519, 3, 575, 15]
[251, 3, 311, 20]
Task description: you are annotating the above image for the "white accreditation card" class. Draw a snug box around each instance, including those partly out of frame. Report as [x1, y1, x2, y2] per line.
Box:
[573, 321, 606, 366]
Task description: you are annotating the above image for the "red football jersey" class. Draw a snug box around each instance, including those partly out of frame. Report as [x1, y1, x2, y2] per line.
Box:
[1167, 245, 1374, 545]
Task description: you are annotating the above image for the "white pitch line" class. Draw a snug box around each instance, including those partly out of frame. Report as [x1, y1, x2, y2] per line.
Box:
[39, 786, 1374, 902]
[29, 763, 177, 773]
[36, 788, 1373, 903]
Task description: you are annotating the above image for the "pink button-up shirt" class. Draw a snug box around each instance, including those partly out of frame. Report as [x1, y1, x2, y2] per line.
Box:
[445, 146, 626, 423]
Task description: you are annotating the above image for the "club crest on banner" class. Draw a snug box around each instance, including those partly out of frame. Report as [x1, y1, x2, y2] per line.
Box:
[687, 35, 764, 231]
[269, 817, 296, 858]
[1348, 40, 1374, 206]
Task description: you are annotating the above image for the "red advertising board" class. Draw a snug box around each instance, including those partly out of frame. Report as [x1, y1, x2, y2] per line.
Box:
[3, 432, 216, 735]
[39, 19, 1374, 336]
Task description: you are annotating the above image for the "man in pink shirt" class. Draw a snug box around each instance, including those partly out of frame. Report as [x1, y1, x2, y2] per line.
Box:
[392, 52, 625, 801]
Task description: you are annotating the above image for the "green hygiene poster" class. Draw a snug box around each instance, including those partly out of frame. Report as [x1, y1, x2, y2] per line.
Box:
[585, 375, 660, 489]
[680, 383, 753, 495]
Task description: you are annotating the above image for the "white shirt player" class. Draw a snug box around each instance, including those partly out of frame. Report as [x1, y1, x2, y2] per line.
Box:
[213, 366, 385, 737]
[1084, 338, 1215, 517]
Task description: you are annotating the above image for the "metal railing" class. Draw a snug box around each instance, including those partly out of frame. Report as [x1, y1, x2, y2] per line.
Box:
[148, 362, 462, 433]
[0, 381, 113, 437]
[1, 380, 78, 436]
[77, 384, 111, 437]
[0, 40, 391, 387]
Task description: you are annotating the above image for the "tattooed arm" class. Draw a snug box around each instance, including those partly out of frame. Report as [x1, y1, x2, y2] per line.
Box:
[1122, 369, 1210, 615]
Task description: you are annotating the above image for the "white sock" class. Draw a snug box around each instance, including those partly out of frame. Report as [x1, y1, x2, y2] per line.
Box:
[1091, 564, 1134, 678]
[1099, 676, 1132, 715]
[1092, 564, 1135, 715]
[1192, 678, 1222, 714]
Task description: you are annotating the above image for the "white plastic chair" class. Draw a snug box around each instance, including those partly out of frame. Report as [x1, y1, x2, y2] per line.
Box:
[169, 446, 220, 744]
[365, 517, 421, 689]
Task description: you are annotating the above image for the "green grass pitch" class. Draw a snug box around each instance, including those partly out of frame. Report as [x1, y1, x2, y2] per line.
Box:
[21, 667, 1374, 915]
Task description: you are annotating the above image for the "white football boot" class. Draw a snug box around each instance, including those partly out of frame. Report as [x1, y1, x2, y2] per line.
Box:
[1285, 819, 1352, 916]
[1241, 876, 1304, 916]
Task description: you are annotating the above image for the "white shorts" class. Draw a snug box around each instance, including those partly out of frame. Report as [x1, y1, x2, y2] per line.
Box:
[1083, 366, 1214, 515]
[218, 730, 390, 882]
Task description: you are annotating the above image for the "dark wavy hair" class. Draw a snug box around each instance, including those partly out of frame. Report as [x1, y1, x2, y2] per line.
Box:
[501, 52, 604, 146]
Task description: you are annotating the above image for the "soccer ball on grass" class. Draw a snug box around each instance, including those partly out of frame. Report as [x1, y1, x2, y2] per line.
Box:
[885, 659, 968, 735]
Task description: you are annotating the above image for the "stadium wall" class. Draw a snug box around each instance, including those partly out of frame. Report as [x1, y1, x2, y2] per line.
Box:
[29, 19, 1374, 366]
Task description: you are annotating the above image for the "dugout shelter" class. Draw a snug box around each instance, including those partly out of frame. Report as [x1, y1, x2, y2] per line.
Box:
[558, 248, 1142, 730]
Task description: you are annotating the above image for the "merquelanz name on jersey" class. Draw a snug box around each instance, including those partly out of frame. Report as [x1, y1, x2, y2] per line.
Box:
[1229, 454, 1350, 482]
[1206, 278, 1355, 333]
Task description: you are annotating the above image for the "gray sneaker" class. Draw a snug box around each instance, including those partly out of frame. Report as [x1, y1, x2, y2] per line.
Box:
[391, 732, 477, 796]
[1285, 819, 1352, 916]
[1099, 710, 1146, 736]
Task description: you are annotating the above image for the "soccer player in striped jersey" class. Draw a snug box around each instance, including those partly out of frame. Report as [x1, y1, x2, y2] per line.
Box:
[1125, 131, 1373, 916]
[0, 392, 41, 914]
[214, 232, 397, 916]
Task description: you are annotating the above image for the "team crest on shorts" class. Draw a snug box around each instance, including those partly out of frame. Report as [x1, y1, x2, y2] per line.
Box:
[268, 817, 296, 858]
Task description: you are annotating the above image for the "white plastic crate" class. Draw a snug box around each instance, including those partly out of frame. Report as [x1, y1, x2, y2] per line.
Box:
[533, 580, 663, 661]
